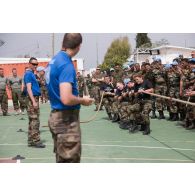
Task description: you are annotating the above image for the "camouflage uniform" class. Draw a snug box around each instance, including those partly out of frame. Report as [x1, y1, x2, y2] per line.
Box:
[8, 76, 26, 111]
[0, 76, 8, 115]
[91, 72, 104, 110]
[101, 82, 115, 119]
[86, 75, 93, 97]
[26, 96, 41, 145]
[48, 110, 81, 163]
[77, 75, 84, 97]
[185, 70, 195, 128]
[166, 69, 180, 119]
[36, 75, 48, 103]
[153, 68, 167, 117]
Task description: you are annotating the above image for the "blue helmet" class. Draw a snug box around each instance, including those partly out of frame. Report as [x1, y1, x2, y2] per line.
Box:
[171, 61, 178, 66]
[123, 78, 131, 85]
[164, 64, 172, 69]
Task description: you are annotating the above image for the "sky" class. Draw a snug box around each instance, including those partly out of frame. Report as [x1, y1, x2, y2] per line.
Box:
[0, 33, 195, 69]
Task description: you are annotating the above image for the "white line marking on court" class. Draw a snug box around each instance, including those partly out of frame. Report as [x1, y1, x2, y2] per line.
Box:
[1, 143, 195, 152]
[2, 156, 192, 162]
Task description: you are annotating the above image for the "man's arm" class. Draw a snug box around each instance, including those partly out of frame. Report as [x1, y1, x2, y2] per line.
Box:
[60, 82, 94, 106]
[26, 83, 37, 108]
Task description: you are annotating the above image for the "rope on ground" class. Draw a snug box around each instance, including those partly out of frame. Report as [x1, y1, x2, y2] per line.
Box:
[80, 91, 105, 123]
[143, 91, 195, 106]
[41, 91, 105, 127]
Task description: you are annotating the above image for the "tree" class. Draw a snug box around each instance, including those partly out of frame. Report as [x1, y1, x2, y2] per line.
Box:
[153, 38, 169, 47]
[136, 33, 152, 48]
[102, 36, 131, 70]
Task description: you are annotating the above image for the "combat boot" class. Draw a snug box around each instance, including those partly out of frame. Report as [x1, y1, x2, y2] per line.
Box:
[107, 113, 112, 120]
[158, 111, 165, 120]
[151, 111, 157, 119]
[129, 121, 138, 133]
[28, 142, 46, 148]
[186, 121, 195, 130]
[119, 121, 129, 130]
[143, 124, 151, 135]
[171, 113, 179, 121]
[112, 114, 120, 122]
[167, 112, 173, 120]
[179, 112, 186, 121]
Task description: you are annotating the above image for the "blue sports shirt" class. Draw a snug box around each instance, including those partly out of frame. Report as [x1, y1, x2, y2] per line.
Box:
[45, 51, 80, 110]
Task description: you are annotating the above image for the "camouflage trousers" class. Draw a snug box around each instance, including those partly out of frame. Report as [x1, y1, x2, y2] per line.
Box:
[140, 100, 152, 125]
[0, 90, 8, 114]
[27, 96, 41, 145]
[40, 87, 49, 103]
[48, 109, 81, 163]
[102, 96, 114, 114]
[186, 100, 195, 122]
[112, 101, 119, 114]
[168, 87, 180, 113]
[12, 89, 26, 111]
[91, 86, 102, 109]
[155, 85, 167, 111]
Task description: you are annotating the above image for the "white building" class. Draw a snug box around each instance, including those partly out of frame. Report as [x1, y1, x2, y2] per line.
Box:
[132, 45, 195, 64]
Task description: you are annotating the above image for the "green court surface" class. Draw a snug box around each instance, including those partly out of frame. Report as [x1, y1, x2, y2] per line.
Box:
[1, 103, 195, 163]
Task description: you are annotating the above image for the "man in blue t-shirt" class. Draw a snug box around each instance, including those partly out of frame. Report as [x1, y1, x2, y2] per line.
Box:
[46, 33, 94, 163]
[24, 57, 45, 148]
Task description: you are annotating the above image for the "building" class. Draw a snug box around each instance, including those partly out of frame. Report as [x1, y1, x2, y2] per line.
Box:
[131, 45, 195, 64]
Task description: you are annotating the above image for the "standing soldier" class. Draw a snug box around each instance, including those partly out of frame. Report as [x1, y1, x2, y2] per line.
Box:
[152, 62, 167, 119]
[36, 66, 48, 103]
[91, 66, 104, 111]
[166, 61, 181, 121]
[112, 64, 124, 86]
[134, 75, 153, 135]
[86, 74, 93, 97]
[8, 68, 25, 115]
[46, 33, 94, 163]
[101, 75, 115, 120]
[0, 68, 9, 116]
[24, 57, 45, 148]
[76, 71, 84, 97]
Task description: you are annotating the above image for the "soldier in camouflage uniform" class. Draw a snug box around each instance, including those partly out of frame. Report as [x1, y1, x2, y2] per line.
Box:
[91, 67, 104, 111]
[101, 75, 115, 120]
[0, 68, 9, 116]
[133, 75, 153, 135]
[184, 58, 195, 129]
[36, 66, 48, 103]
[112, 64, 124, 87]
[152, 63, 167, 119]
[76, 71, 84, 97]
[24, 57, 45, 148]
[166, 61, 181, 121]
[86, 74, 93, 97]
[8, 68, 25, 115]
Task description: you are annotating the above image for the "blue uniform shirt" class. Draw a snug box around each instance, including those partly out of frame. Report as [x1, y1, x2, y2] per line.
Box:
[24, 70, 41, 96]
[45, 51, 80, 110]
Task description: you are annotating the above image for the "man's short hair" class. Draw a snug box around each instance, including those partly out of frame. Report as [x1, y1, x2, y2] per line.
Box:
[12, 68, 17, 71]
[29, 57, 37, 63]
[62, 33, 82, 49]
[0, 68, 3, 71]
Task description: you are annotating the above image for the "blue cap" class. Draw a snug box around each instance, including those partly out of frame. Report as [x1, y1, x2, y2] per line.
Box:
[128, 61, 135, 67]
[36, 66, 45, 72]
[164, 64, 172, 69]
[123, 78, 131, 85]
[153, 55, 161, 62]
[192, 69, 195, 73]
[171, 61, 178, 66]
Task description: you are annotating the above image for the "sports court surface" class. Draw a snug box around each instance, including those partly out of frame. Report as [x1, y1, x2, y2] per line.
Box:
[1, 103, 195, 163]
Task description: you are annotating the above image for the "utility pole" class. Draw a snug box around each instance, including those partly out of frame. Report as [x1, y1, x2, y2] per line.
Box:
[52, 33, 55, 57]
[96, 36, 99, 66]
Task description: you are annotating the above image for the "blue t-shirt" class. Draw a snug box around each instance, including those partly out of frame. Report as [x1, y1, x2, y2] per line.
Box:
[45, 51, 80, 110]
[24, 70, 41, 96]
